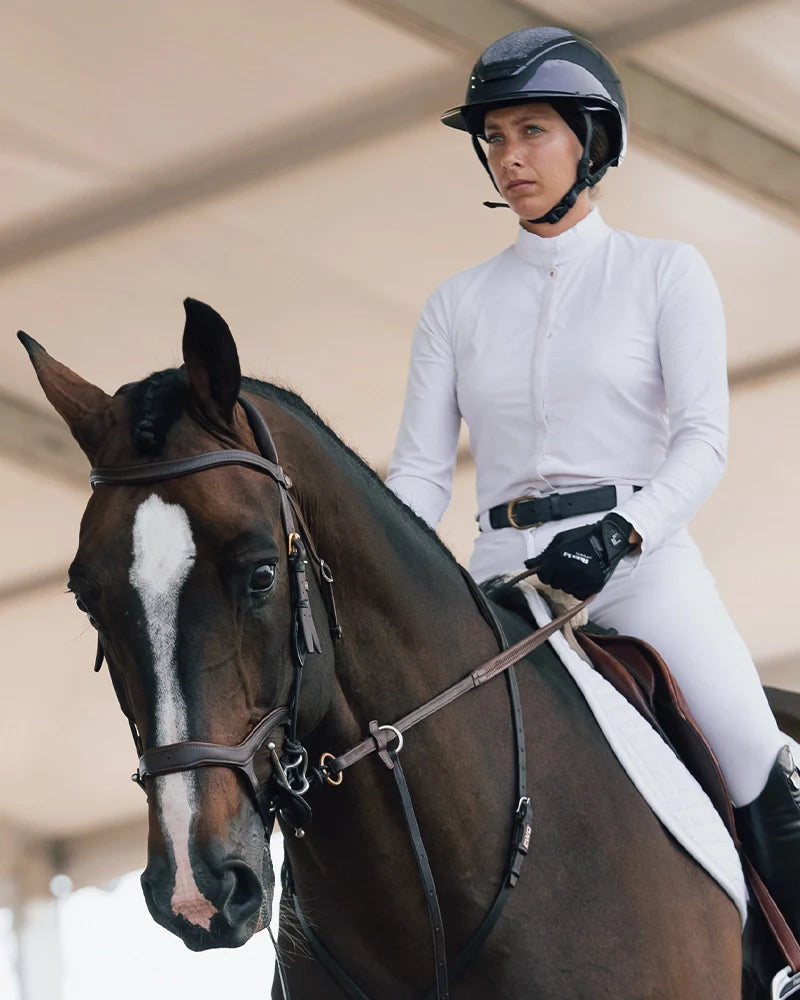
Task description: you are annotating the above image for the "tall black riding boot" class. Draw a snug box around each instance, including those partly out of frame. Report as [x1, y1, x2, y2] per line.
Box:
[735, 745, 800, 939]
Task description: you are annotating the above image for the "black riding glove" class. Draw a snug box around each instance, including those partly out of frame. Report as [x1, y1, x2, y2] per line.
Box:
[534, 512, 635, 600]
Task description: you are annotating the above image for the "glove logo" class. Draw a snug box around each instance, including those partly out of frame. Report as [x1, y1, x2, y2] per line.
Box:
[563, 552, 590, 564]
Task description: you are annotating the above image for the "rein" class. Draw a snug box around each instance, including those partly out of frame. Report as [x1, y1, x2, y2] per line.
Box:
[287, 575, 589, 1000]
[318, 596, 588, 783]
[88, 392, 590, 1000]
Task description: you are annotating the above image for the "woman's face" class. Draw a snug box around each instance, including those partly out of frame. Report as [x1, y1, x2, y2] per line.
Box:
[483, 102, 585, 229]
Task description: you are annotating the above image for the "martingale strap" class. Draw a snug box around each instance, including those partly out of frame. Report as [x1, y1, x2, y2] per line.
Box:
[324, 597, 590, 781]
[286, 578, 573, 1000]
[388, 747, 449, 998]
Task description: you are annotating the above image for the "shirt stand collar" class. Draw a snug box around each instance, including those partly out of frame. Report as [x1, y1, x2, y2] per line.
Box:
[513, 207, 610, 266]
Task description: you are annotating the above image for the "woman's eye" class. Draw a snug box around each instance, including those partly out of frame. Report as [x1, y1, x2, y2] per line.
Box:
[250, 564, 277, 594]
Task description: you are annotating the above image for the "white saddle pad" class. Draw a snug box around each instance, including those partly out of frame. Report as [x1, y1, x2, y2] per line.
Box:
[517, 582, 748, 926]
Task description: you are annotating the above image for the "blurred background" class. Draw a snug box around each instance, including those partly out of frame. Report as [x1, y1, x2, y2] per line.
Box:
[0, 0, 798, 996]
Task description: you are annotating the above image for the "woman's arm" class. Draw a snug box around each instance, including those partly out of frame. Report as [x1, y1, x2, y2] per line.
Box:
[385, 285, 462, 529]
[613, 243, 729, 552]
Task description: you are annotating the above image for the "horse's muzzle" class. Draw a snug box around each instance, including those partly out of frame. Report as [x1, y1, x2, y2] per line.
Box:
[141, 843, 274, 950]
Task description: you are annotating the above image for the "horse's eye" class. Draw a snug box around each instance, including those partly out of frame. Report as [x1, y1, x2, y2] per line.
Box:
[73, 594, 100, 629]
[251, 563, 277, 593]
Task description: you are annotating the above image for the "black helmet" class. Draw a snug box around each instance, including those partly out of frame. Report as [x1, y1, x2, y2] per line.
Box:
[442, 27, 628, 224]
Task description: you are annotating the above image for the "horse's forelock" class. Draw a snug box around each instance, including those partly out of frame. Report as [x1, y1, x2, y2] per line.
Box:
[118, 368, 189, 456]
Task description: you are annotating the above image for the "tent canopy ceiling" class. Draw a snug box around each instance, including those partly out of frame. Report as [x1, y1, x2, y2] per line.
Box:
[0, 0, 797, 884]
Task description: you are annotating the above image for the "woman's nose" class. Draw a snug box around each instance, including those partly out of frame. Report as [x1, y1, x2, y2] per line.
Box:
[500, 143, 523, 169]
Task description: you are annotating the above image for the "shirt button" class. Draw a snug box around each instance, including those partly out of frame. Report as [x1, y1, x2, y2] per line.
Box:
[549, 269, 556, 277]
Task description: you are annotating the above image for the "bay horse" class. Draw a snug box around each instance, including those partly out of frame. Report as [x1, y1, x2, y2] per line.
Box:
[20, 299, 746, 998]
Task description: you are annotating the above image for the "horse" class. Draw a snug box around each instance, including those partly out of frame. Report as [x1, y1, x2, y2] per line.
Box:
[19, 298, 746, 998]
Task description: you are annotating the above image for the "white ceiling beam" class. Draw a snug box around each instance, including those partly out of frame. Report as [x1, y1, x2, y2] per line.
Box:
[728, 347, 800, 390]
[0, 568, 70, 608]
[348, 0, 766, 52]
[0, 66, 464, 278]
[345, 0, 800, 223]
[592, 0, 769, 52]
[0, 387, 85, 487]
[624, 60, 800, 218]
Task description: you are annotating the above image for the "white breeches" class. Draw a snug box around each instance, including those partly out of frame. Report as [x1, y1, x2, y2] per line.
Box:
[470, 517, 784, 806]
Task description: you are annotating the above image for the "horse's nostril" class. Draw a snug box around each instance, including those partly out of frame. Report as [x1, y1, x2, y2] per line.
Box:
[140, 859, 167, 911]
[219, 861, 263, 926]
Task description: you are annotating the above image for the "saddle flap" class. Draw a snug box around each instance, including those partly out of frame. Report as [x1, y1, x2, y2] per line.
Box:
[576, 629, 737, 839]
[574, 630, 658, 731]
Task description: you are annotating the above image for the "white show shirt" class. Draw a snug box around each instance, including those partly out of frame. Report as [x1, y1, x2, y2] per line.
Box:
[386, 208, 728, 555]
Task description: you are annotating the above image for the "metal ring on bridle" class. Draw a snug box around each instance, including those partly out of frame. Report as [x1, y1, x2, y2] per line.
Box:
[283, 745, 310, 795]
[320, 751, 343, 786]
[377, 724, 404, 755]
[288, 531, 300, 555]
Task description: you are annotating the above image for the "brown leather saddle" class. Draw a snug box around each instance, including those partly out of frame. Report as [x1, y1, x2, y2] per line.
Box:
[575, 628, 733, 831]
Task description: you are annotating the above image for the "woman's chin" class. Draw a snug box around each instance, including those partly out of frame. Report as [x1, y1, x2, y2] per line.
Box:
[507, 192, 547, 220]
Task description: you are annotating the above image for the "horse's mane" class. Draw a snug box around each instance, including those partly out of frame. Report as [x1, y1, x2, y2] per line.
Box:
[117, 368, 461, 572]
[241, 377, 462, 572]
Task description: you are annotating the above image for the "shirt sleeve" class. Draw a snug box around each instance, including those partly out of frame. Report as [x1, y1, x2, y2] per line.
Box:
[385, 283, 461, 529]
[613, 244, 729, 551]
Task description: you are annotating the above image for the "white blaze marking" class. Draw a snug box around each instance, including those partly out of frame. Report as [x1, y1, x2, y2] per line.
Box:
[130, 494, 217, 930]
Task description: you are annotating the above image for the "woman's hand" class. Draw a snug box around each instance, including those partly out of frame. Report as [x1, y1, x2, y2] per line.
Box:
[535, 513, 636, 600]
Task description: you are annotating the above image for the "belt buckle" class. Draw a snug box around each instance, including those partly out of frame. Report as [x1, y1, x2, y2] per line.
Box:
[507, 495, 542, 530]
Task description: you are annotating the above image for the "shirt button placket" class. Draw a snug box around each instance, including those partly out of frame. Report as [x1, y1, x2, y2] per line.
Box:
[531, 263, 556, 483]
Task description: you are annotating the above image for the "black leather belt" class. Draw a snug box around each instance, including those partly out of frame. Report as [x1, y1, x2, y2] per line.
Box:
[488, 485, 640, 530]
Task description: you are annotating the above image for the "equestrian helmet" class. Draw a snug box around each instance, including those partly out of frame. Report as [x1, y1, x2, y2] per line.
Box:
[441, 26, 627, 170]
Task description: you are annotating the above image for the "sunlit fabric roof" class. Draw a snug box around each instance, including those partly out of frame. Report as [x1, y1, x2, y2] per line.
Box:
[1, 0, 797, 893]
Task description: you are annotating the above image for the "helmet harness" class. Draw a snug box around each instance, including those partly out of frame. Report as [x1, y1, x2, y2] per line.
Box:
[473, 109, 596, 225]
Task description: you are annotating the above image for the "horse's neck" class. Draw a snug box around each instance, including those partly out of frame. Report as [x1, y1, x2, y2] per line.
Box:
[271, 401, 539, 976]
[288, 426, 499, 737]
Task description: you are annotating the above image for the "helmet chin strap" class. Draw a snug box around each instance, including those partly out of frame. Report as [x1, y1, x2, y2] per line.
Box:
[476, 111, 608, 226]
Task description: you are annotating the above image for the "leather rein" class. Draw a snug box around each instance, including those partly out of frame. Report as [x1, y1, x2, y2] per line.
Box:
[88, 393, 590, 999]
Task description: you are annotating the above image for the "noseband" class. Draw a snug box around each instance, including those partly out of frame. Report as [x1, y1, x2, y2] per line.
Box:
[89, 395, 340, 835]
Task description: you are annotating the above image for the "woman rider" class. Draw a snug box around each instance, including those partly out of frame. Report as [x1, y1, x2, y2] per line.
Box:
[386, 26, 800, 940]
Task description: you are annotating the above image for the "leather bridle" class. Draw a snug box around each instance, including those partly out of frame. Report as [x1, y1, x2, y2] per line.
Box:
[86, 390, 591, 999]
[89, 394, 340, 834]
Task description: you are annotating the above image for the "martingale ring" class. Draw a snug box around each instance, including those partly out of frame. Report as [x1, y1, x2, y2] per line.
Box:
[377, 724, 404, 755]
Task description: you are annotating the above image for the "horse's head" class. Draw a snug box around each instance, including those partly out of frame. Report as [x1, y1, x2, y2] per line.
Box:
[19, 300, 337, 950]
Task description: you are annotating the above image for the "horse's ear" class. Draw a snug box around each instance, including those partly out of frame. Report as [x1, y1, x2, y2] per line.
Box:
[17, 331, 113, 460]
[182, 298, 241, 424]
